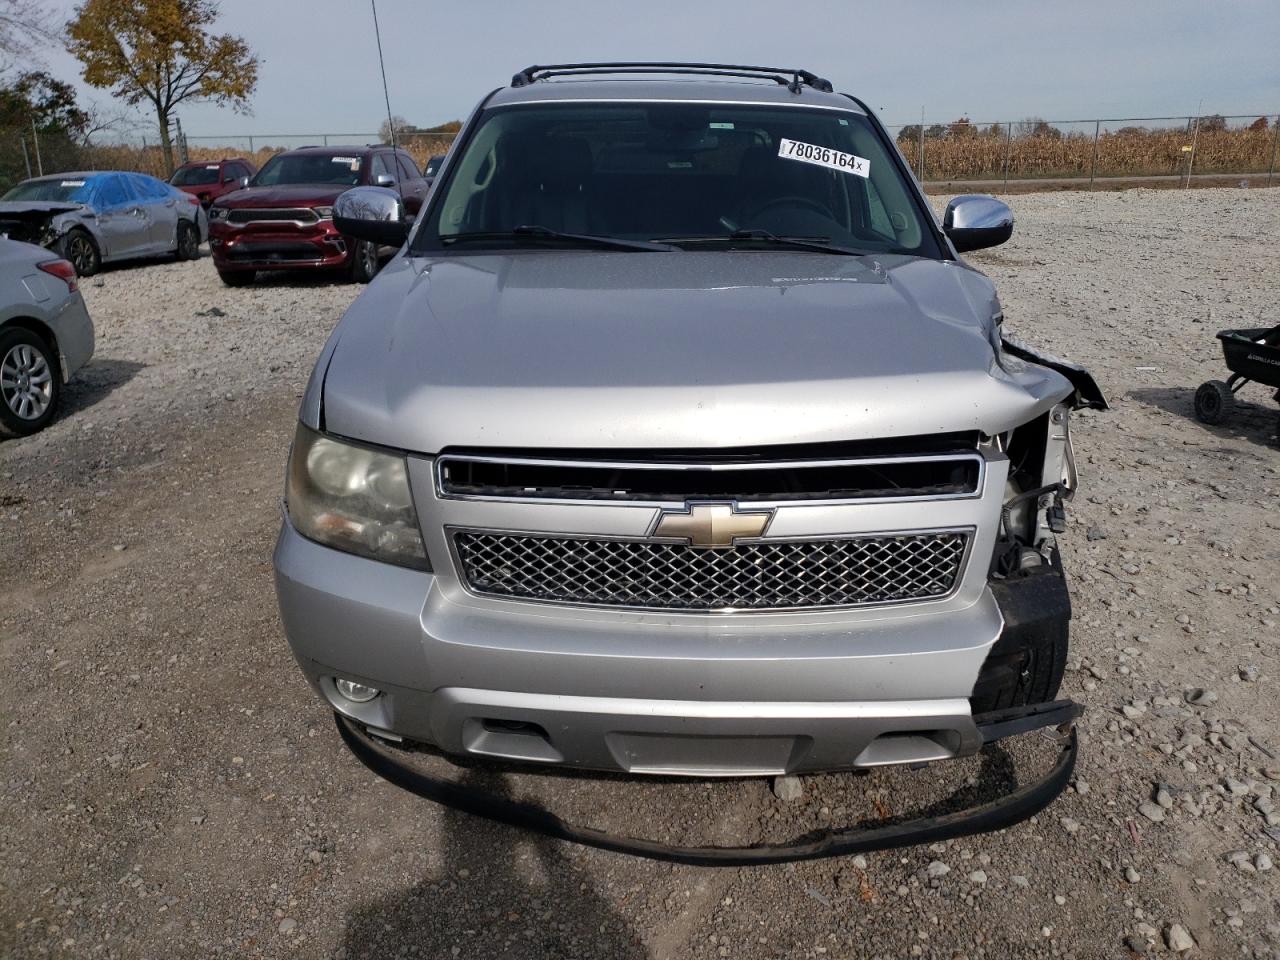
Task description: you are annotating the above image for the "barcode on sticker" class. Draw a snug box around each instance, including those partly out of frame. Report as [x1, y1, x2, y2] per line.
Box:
[777, 139, 869, 178]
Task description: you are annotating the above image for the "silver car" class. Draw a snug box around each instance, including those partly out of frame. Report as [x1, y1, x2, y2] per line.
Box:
[0, 237, 95, 437]
[0, 171, 207, 276]
[274, 64, 1105, 845]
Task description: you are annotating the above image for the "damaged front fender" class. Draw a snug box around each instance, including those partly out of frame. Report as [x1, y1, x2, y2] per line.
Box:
[1000, 331, 1109, 411]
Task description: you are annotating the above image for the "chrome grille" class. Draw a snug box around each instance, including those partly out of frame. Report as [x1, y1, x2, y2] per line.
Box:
[452, 530, 969, 611]
[226, 207, 318, 224]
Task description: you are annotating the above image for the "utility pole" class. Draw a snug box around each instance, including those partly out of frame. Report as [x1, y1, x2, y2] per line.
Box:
[1267, 113, 1279, 187]
[174, 116, 188, 165]
[20, 135, 32, 178]
[1089, 119, 1101, 189]
[1184, 99, 1203, 189]
[31, 118, 43, 176]
[918, 106, 925, 181]
[1003, 121, 1012, 191]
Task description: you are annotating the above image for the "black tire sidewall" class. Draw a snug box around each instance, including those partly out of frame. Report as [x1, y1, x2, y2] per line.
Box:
[0, 326, 61, 438]
[1194, 380, 1232, 425]
[176, 221, 199, 260]
[348, 240, 378, 283]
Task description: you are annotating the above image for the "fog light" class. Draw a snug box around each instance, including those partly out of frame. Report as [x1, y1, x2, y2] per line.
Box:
[335, 678, 380, 703]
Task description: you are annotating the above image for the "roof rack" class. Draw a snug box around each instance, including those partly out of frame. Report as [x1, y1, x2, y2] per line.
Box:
[510, 62, 834, 95]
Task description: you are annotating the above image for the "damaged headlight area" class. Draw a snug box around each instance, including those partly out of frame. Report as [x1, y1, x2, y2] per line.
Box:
[0, 213, 60, 248]
[286, 423, 431, 570]
[988, 403, 1077, 578]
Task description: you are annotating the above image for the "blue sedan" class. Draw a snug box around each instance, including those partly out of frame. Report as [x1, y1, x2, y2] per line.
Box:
[0, 171, 207, 276]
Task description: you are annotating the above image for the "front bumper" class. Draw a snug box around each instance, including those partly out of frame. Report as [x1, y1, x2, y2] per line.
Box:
[334, 699, 1081, 865]
[209, 219, 349, 271]
[276, 515, 1018, 776]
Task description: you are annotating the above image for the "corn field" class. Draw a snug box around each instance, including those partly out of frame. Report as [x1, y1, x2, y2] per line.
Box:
[896, 126, 1279, 181]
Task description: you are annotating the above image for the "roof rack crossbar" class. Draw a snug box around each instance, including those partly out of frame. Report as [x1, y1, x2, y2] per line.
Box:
[533, 67, 792, 87]
[510, 62, 834, 95]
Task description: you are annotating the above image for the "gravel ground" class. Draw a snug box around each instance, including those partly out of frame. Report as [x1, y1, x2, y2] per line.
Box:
[2, 187, 1279, 959]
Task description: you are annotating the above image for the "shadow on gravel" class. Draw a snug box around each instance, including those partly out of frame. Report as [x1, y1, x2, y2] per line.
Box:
[340, 768, 645, 960]
[59, 358, 146, 420]
[1130, 386, 1279, 449]
[0, 358, 145, 445]
[88, 248, 205, 275]
[234, 269, 357, 289]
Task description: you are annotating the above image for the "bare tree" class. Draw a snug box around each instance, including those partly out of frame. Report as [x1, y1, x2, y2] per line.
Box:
[0, 0, 56, 72]
[379, 115, 410, 143]
[77, 97, 148, 146]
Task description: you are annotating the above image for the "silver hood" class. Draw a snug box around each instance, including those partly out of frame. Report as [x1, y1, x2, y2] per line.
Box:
[318, 251, 1076, 452]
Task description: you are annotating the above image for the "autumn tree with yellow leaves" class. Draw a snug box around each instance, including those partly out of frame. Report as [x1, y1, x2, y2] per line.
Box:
[66, 0, 257, 173]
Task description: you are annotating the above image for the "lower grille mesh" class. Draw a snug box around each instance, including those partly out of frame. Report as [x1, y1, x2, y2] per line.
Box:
[453, 531, 968, 611]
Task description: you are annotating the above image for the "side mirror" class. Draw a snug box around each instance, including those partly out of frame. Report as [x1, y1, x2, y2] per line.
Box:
[942, 195, 1013, 253]
[237, 176, 250, 189]
[334, 185, 409, 247]
[374, 173, 397, 188]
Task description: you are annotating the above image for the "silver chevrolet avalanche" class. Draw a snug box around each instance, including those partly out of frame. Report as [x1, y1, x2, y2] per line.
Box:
[274, 64, 1104, 838]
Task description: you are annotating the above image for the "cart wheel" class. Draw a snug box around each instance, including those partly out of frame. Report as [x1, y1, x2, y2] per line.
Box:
[1194, 380, 1235, 425]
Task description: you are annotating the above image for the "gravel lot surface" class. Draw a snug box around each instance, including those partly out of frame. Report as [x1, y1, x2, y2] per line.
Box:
[2, 188, 1279, 959]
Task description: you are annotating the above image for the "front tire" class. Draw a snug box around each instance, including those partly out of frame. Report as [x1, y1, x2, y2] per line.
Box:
[347, 239, 379, 283]
[175, 220, 199, 261]
[58, 228, 100, 277]
[0, 327, 61, 438]
[218, 269, 255, 287]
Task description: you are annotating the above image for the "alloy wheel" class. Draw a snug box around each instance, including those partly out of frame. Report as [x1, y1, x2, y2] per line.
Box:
[0, 343, 53, 420]
[68, 235, 94, 275]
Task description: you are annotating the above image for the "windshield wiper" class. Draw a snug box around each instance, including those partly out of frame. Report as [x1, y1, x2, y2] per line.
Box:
[442, 225, 677, 252]
[657, 229, 868, 256]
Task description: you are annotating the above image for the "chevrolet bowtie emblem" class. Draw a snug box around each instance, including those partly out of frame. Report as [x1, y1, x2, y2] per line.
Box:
[652, 502, 774, 550]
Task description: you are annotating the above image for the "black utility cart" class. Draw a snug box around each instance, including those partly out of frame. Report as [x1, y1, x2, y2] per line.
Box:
[1194, 325, 1280, 429]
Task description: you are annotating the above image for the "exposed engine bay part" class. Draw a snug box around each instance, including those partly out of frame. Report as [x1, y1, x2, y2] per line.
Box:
[986, 404, 1077, 578]
[0, 205, 81, 248]
[334, 700, 1080, 866]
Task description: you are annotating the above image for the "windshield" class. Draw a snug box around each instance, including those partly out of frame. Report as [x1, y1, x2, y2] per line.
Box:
[171, 164, 221, 186]
[253, 153, 365, 187]
[2, 177, 94, 203]
[417, 102, 938, 256]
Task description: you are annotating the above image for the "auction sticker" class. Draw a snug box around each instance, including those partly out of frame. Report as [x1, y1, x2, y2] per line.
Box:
[777, 139, 869, 178]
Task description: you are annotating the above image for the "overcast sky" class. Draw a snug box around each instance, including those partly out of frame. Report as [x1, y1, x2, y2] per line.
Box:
[35, 0, 1280, 140]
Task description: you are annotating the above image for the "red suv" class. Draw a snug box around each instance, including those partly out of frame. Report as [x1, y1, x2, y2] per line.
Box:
[207, 145, 431, 286]
[169, 158, 257, 207]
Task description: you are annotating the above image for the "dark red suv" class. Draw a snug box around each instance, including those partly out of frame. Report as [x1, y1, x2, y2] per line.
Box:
[169, 158, 257, 207]
[207, 145, 431, 286]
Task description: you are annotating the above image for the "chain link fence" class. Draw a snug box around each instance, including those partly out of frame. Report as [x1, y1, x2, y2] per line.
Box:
[180, 131, 458, 175]
[5, 113, 1279, 193]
